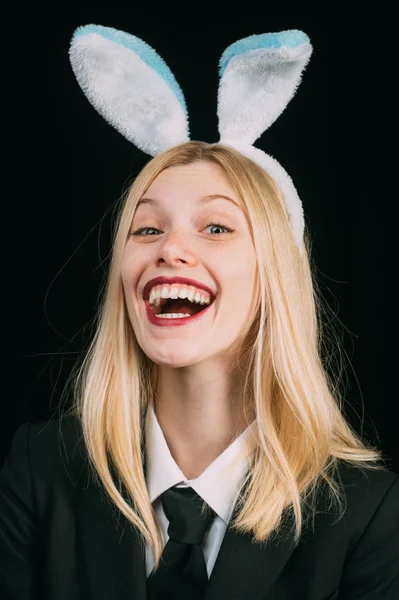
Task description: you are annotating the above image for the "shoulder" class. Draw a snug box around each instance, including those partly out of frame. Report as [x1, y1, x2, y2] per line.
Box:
[10, 413, 83, 454]
[319, 462, 399, 593]
[2, 414, 87, 490]
[318, 460, 399, 546]
[29, 413, 83, 455]
[334, 460, 399, 509]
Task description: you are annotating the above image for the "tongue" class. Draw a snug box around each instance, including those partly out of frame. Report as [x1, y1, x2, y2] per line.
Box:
[162, 299, 205, 316]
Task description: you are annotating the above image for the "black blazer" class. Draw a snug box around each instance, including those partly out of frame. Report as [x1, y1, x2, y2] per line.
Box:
[1, 416, 398, 600]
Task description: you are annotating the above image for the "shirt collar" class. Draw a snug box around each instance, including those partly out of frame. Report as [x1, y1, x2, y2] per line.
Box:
[145, 404, 257, 525]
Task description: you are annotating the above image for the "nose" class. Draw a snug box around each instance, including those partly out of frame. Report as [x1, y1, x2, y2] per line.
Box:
[155, 230, 197, 266]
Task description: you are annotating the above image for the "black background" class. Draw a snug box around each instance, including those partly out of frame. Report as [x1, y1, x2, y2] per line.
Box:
[7, 8, 395, 470]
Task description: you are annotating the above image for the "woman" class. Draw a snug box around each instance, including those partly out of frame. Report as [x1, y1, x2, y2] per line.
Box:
[1, 26, 398, 600]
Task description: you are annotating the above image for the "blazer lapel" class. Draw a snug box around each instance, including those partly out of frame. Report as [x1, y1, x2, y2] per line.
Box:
[76, 479, 148, 600]
[205, 500, 297, 600]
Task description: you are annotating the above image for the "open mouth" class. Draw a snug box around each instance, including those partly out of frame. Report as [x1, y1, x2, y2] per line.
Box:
[148, 296, 214, 317]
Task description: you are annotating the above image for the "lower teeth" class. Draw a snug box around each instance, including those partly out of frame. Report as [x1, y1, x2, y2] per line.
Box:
[155, 313, 192, 319]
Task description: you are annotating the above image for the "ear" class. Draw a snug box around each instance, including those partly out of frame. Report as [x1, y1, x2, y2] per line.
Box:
[217, 30, 312, 145]
[69, 24, 190, 156]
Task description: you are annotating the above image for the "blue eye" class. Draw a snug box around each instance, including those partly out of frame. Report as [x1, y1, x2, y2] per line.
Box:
[204, 222, 233, 235]
[131, 222, 234, 236]
[132, 226, 159, 236]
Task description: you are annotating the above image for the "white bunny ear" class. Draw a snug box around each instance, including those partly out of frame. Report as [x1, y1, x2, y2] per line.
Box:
[217, 30, 312, 144]
[216, 31, 313, 254]
[69, 24, 190, 156]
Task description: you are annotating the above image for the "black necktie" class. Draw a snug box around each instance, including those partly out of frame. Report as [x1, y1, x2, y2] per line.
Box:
[147, 486, 217, 600]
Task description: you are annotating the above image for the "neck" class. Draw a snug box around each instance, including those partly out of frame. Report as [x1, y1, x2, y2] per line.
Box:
[153, 358, 255, 479]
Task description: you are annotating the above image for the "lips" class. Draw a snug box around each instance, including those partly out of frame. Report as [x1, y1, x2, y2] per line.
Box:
[142, 276, 215, 302]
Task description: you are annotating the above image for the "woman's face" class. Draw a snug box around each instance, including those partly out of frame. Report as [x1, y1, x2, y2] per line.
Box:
[121, 161, 258, 368]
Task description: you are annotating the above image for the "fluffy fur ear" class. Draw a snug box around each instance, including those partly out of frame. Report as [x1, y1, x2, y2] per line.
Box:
[223, 142, 305, 251]
[216, 30, 313, 254]
[217, 30, 312, 144]
[69, 24, 190, 156]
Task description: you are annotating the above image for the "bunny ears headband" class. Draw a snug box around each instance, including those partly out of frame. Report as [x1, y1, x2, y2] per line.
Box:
[69, 25, 313, 252]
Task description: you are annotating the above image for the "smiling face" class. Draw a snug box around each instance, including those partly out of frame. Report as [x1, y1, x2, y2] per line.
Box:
[121, 160, 258, 368]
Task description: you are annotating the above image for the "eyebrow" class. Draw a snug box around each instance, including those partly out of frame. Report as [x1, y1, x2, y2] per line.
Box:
[136, 194, 243, 211]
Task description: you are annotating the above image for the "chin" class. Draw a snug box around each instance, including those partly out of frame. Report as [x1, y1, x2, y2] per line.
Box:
[145, 347, 207, 369]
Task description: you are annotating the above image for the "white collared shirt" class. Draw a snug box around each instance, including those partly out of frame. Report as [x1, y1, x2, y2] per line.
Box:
[145, 404, 257, 578]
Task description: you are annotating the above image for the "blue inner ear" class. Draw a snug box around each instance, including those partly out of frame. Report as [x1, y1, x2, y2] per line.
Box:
[73, 24, 187, 115]
[219, 30, 310, 77]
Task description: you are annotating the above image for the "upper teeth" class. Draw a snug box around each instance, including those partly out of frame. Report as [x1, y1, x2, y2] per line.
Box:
[148, 284, 212, 307]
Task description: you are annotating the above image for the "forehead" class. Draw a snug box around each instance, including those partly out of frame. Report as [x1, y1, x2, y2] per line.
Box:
[143, 162, 238, 203]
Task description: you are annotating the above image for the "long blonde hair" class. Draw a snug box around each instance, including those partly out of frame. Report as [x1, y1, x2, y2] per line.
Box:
[60, 141, 387, 569]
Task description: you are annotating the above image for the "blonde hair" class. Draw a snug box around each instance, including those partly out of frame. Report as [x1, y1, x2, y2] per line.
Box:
[59, 141, 387, 570]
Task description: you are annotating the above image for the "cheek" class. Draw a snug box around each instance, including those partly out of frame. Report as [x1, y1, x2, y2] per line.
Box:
[227, 250, 258, 330]
[217, 247, 257, 307]
[225, 246, 257, 282]
[121, 243, 150, 279]
[120, 251, 140, 300]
